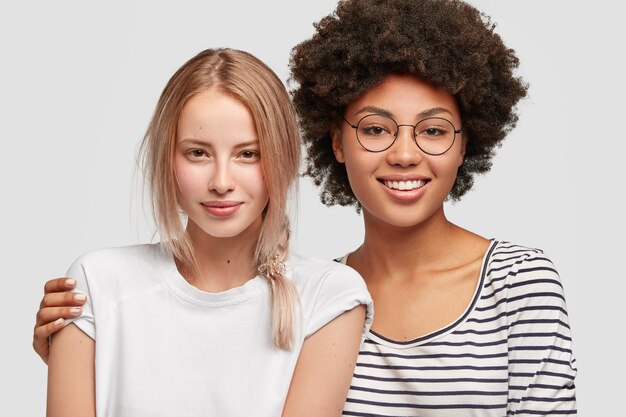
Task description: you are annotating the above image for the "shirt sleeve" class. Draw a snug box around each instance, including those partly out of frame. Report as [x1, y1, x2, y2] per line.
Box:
[303, 264, 373, 340]
[65, 254, 96, 340]
[505, 253, 577, 415]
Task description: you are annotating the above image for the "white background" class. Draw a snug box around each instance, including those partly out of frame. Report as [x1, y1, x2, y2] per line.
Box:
[1, 0, 622, 414]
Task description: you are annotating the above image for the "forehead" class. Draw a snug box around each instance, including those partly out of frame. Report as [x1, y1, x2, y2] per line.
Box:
[179, 89, 254, 126]
[177, 89, 257, 142]
[346, 74, 459, 119]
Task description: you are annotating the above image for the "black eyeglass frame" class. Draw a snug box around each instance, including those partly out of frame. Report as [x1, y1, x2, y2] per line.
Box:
[343, 114, 463, 155]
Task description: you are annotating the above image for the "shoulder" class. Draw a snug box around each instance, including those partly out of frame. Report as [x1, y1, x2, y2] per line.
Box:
[487, 241, 559, 279]
[286, 252, 366, 289]
[287, 253, 372, 338]
[285, 253, 371, 308]
[66, 242, 169, 280]
[70, 242, 165, 266]
[484, 240, 567, 306]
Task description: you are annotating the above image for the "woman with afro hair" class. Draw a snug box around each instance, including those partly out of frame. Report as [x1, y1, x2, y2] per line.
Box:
[32, 0, 577, 415]
[289, 0, 577, 415]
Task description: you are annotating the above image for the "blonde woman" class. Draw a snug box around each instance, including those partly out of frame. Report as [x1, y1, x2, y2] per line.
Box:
[45, 48, 372, 417]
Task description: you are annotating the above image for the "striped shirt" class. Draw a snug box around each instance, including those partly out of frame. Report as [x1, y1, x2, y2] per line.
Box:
[339, 240, 577, 416]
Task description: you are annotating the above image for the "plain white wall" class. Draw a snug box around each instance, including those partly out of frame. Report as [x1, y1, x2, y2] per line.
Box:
[1, 0, 622, 413]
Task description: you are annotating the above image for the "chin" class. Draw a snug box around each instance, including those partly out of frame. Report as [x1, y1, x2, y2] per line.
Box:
[365, 205, 442, 229]
[185, 215, 257, 240]
[197, 224, 253, 239]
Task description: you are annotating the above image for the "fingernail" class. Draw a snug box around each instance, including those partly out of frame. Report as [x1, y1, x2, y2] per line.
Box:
[65, 279, 76, 288]
[73, 293, 86, 302]
[70, 307, 81, 315]
[54, 318, 64, 326]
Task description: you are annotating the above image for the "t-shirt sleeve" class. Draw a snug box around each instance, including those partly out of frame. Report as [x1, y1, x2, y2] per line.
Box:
[65, 255, 96, 340]
[505, 252, 577, 414]
[303, 264, 373, 340]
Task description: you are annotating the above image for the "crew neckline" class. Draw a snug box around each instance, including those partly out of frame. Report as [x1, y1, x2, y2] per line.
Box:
[163, 249, 266, 307]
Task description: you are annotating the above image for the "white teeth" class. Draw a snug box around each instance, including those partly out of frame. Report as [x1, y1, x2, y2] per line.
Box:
[384, 180, 426, 190]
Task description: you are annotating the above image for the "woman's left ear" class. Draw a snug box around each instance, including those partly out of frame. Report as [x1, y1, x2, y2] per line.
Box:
[458, 137, 467, 167]
[331, 128, 346, 163]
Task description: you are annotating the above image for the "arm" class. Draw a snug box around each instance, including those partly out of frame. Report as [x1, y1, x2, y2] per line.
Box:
[506, 255, 577, 414]
[47, 323, 96, 417]
[34, 278, 87, 364]
[281, 305, 365, 417]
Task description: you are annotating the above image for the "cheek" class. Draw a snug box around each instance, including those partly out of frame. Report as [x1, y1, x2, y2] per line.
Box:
[174, 158, 203, 200]
[240, 165, 269, 201]
[429, 142, 465, 178]
[429, 157, 462, 200]
[435, 157, 460, 172]
[342, 152, 380, 203]
[341, 140, 369, 171]
[343, 150, 377, 182]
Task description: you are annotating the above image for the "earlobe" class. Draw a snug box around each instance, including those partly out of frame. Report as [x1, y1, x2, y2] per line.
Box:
[331, 129, 345, 163]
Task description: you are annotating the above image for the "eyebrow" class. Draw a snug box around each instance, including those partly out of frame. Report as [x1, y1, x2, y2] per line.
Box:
[354, 106, 455, 120]
[178, 138, 260, 148]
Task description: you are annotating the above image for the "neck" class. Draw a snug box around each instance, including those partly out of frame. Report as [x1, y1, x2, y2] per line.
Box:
[178, 220, 260, 292]
[353, 206, 461, 279]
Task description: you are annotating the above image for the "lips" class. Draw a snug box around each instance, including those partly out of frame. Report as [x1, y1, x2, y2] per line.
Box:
[201, 201, 242, 217]
[377, 177, 430, 202]
[383, 179, 427, 191]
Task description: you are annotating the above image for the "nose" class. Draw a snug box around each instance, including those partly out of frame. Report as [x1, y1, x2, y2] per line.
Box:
[209, 160, 235, 194]
[386, 124, 423, 167]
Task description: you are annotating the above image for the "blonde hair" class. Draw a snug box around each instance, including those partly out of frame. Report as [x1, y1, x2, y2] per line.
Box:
[140, 48, 301, 349]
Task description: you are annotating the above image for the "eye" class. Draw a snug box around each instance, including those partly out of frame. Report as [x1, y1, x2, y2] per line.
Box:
[422, 127, 446, 136]
[186, 149, 208, 160]
[362, 125, 389, 136]
[416, 118, 455, 139]
[356, 115, 396, 138]
[239, 150, 260, 161]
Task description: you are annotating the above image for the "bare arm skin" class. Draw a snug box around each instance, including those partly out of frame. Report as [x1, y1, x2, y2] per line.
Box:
[281, 305, 366, 417]
[34, 278, 87, 364]
[46, 323, 95, 417]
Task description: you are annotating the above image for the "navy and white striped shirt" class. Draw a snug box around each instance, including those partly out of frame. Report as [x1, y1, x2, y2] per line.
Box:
[340, 240, 577, 416]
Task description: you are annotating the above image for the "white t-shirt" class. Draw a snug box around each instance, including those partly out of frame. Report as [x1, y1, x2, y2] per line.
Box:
[67, 243, 373, 417]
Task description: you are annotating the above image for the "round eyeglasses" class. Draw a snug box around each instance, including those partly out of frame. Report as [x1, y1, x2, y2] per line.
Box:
[343, 114, 462, 155]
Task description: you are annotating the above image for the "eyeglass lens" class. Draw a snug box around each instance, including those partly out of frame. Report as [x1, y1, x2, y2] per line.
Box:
[355, 114, 456, 154]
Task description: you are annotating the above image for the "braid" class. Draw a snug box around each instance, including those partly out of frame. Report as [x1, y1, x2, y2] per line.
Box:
[257, 219, 299, 349]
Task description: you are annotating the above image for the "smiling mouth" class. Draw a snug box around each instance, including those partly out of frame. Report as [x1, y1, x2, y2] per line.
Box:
[383, 179, 428, 191]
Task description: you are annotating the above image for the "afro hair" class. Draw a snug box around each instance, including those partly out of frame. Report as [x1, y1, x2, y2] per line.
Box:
[289, 0, 528, 208]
